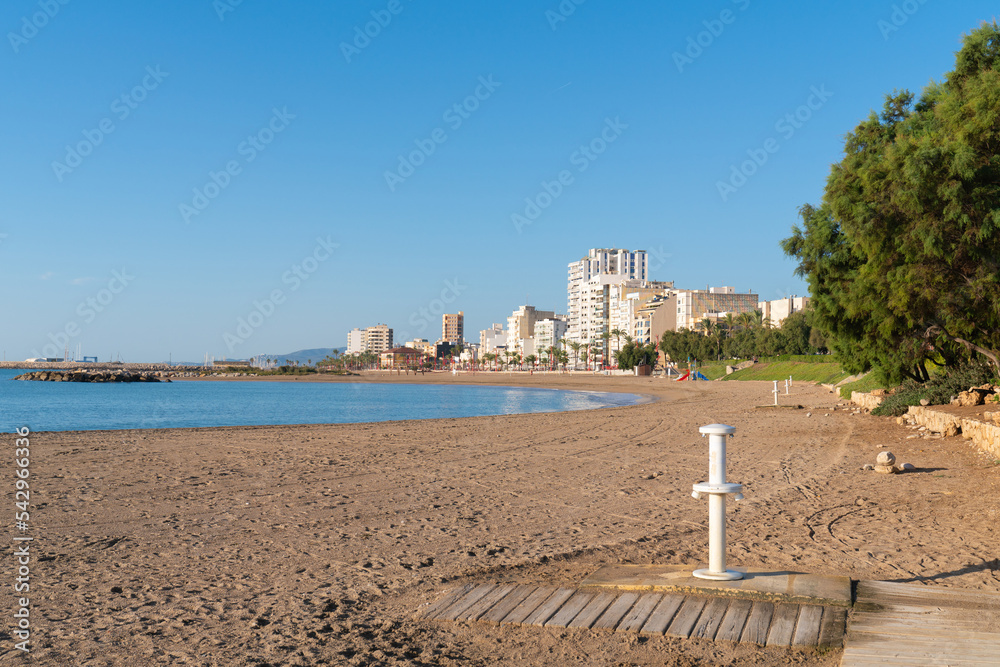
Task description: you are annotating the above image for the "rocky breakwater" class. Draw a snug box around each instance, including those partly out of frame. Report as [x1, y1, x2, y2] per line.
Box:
[14, 370, 166, 383]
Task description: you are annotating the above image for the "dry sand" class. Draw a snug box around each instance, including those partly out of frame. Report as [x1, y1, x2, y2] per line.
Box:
[3, 373, 999, 666]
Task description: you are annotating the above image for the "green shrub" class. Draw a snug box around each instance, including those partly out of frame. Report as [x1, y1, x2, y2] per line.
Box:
[871, 362, 998, 416]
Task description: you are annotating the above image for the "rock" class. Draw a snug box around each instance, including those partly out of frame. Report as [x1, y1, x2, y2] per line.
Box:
[957, 390, 988, 407]
[920, 398, 930, 406]
[806, 412, 812, 417]
[862, 464, 874, 471]
[896, 417, 906, 425]
[899, 463, 915, 471]
[876, 451, 896, 466]
[874, 465, 897, 474]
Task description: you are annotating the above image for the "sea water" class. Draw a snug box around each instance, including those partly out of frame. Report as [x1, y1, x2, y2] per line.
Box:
[0, 369, 643, 432]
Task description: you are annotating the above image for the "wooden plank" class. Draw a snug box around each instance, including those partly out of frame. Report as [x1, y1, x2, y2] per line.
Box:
[817, 606, 846, 648]
[434, 584, 497, 621]
[845, 634, 1000, 657]
[792, 604, 823, 646]
[566, 592, 617, 629]
[691, 597, 729, 640]
[639, 594, 684, 636]
[715, 599, 752, 643]
[616, 593, 662, 633]
[843, 641, 1000, 664]
[856, 580, 1000, 610]
[479, 585, 534, 625]
[765, 604, 799, 647]
[522, 588, 575, 627]
[501, 586, 557, 625]
[455, 585, 516, 622]
[417, 584, 475, 619]
[592, 593, 640, 631]
[545, 591, 593, 628]
[666, 597, 707, 638]
[740, 601, 774, 645]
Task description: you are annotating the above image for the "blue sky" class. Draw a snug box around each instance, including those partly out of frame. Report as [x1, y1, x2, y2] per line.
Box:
[2, 0, 996, 362]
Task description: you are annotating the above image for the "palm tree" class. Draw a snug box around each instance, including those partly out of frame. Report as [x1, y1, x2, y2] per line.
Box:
[610, 328, 624, 356]
[738, 311, 755, 331]
[723, 313, 737, 337]
[525, 354, 537, 370]
[568, 341, 582, 370]
[600, 331, 612, 368]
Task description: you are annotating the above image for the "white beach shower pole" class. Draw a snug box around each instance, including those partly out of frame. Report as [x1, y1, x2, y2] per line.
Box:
[691, 424, 744, 581]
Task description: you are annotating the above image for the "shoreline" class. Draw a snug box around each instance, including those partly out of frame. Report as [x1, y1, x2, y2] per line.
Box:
[11, 377, 998, 666]
[6, 372, 662, 435]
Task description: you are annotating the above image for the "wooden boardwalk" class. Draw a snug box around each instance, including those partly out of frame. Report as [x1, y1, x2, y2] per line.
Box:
[417, 583, 846, 648]
[841, 580, 1000, 666]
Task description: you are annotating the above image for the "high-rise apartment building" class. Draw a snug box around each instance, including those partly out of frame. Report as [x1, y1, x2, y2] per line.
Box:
[442, 311, 464, 344]
[363, 324, 393, 353]
[347, 328, 366, 355]
[567, 249, 649, 349]
[566, 248, 649, 343]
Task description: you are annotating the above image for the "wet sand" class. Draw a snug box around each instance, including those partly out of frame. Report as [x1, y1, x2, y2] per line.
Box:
[3, 373, 998, 666]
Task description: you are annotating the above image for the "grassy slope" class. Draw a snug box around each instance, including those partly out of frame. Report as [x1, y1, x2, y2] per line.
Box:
[720, 361, 852, 384]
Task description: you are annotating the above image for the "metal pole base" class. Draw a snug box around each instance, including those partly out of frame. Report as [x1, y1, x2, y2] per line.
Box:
[692, 568, 744, 581]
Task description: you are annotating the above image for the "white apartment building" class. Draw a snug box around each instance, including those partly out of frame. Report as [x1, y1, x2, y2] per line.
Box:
[609, 282, 674, 353]
[347, 328, 365, 355]
[479, 323, 507, 353]
[506, 306, 555, 355]
[758, 296, 810, 327]
[567, 248, 649, 347]
[365, 324, 393, 353]
[533, 317, 568, 354]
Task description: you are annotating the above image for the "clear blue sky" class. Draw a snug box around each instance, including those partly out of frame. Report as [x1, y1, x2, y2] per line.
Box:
[2, 1, 996, 362]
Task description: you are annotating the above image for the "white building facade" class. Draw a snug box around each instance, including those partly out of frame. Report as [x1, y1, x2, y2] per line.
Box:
[567, 248, 648, 345]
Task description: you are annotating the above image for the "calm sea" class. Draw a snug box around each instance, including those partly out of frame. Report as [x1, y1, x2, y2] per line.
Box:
[0, 369, 643, 433]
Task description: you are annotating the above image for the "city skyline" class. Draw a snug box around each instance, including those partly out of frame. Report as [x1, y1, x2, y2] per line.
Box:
[3, 2, 997, 361]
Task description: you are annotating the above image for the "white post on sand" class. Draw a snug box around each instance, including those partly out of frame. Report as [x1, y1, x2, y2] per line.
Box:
[773, 380, 779, 406]
[691, 424, 744, 580]
[785, 379, 789, 395]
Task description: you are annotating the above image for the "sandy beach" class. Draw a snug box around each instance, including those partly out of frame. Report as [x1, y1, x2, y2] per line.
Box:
[3, 373, 999, 666]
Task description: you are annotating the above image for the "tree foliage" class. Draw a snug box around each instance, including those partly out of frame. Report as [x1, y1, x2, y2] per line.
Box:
[783, 22, 1000, 383]
[614, 341, 658, 370]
